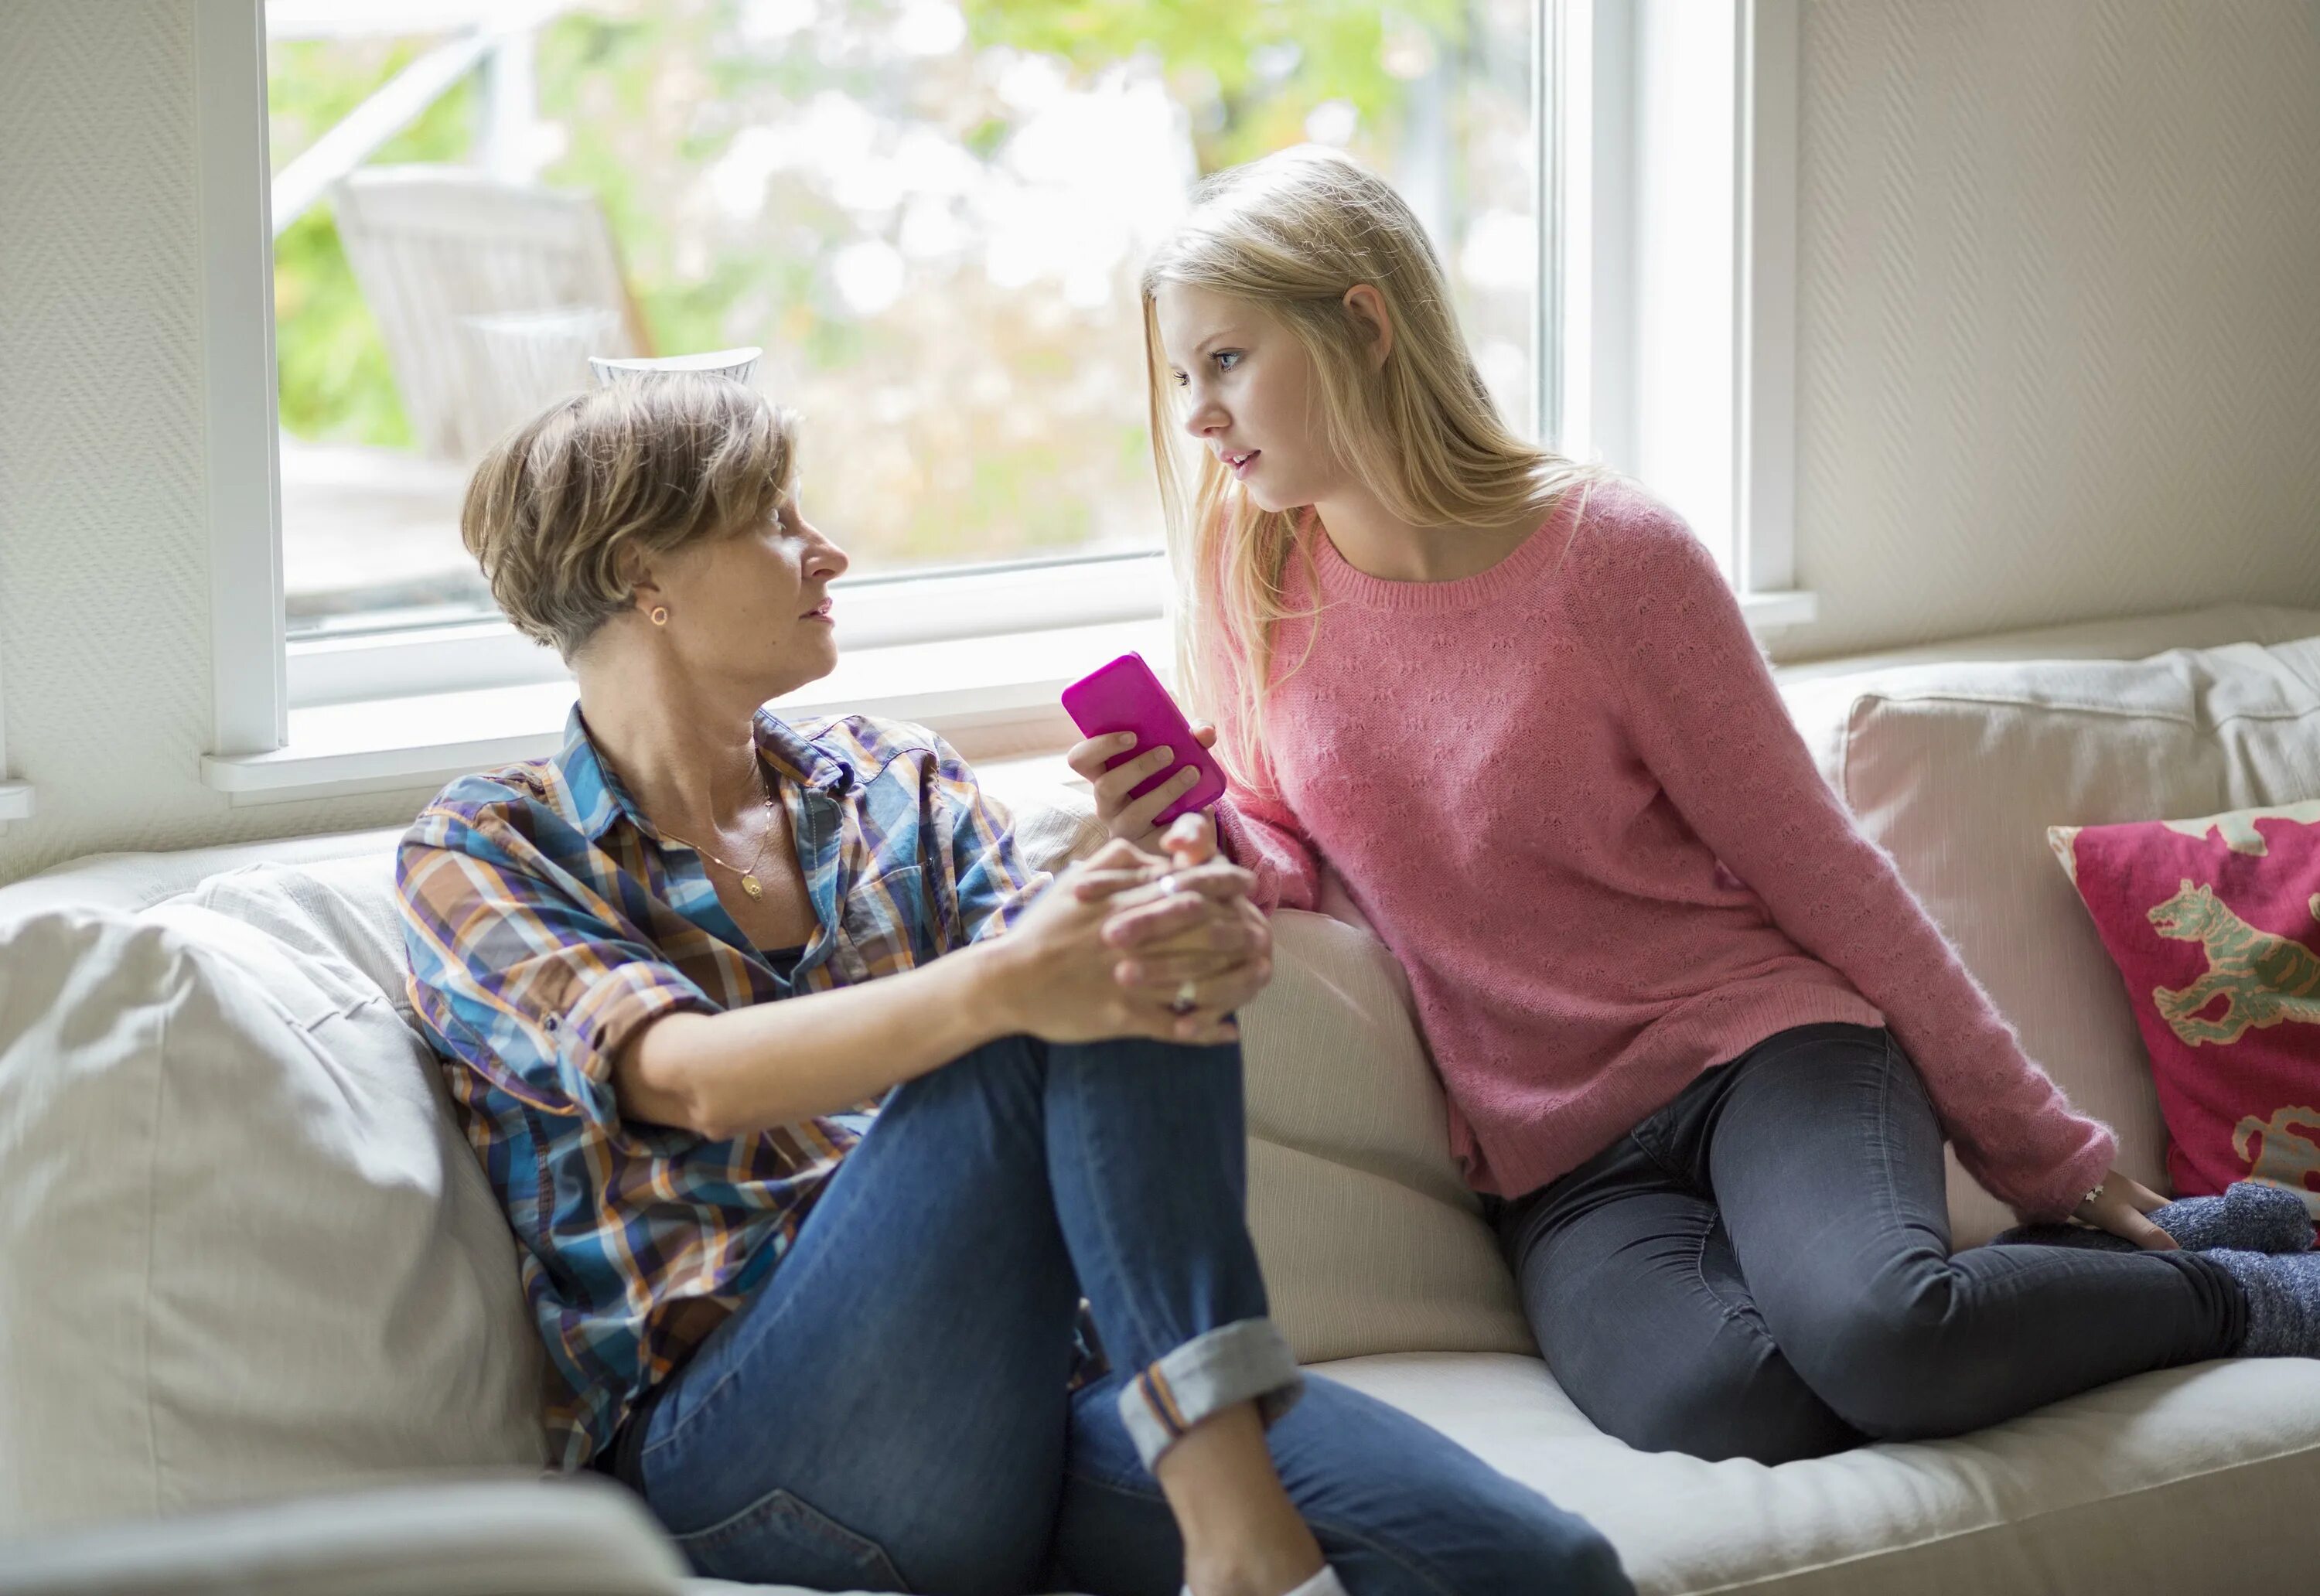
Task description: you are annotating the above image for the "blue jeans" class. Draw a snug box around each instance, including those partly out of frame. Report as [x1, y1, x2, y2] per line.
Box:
[597, 1032, 1630, 1596]
[1494, 1022, 2243, 1464]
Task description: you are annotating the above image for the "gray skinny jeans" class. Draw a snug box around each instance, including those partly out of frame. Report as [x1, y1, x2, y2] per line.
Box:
[1491, 1021, 2245, 1464]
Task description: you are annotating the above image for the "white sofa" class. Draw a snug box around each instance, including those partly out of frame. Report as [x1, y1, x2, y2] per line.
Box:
[6, 601, 2320, 1596]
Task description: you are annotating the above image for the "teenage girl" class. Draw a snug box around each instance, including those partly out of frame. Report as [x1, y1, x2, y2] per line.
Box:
[1071, 145, 2320, 1465]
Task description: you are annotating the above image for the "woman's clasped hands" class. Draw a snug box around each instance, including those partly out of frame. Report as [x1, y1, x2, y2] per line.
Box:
[991, 810, 1271, 1049]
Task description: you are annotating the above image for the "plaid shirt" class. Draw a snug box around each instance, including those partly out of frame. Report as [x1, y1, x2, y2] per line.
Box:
[397, 703, 1047, 1471]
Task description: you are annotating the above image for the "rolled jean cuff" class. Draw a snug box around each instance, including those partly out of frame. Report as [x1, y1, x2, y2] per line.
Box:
[1114, 1318, 1305, 1472]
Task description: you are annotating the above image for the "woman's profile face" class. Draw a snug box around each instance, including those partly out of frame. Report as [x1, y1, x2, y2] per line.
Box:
[1154, 281, 1338, 515]
[648, 495, 850, 699]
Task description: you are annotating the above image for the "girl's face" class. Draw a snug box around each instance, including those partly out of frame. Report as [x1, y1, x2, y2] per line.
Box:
[1154, 282, 1339, 515]
[647, 493, 850, 698]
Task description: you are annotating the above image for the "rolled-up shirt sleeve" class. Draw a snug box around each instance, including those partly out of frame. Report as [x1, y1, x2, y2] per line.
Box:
[398, 808, 720, 1135]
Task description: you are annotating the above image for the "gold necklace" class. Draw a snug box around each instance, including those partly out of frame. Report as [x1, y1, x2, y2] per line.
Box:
[658, 783, 781, 900]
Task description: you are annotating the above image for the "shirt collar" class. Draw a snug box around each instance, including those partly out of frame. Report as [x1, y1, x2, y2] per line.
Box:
[556, 701, 855, 844]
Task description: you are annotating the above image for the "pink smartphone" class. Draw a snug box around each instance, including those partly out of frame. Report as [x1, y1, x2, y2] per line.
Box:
[1060, 652, 1227, 827]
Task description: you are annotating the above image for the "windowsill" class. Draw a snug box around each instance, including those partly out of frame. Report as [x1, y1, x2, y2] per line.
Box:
[203, 616, 1169, 806]
[200, 591, 1820, 807]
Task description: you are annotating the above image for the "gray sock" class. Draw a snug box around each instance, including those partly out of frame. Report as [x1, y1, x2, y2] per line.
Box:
[2156, 1181, 2315, 1251]
[1990, 1181, 2316, 1255]
[2206, 1248, 2320, 1357]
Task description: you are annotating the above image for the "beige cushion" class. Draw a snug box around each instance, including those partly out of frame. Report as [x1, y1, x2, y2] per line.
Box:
[1779, 635, 2320, 1244]
[0, 903, 546, 1538]
[1317, 1349, 2320, 1596]
[1242, 912, 1535, 1362]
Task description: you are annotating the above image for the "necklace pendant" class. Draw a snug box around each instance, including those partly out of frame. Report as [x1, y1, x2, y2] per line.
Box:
[741, 874, 763, 899]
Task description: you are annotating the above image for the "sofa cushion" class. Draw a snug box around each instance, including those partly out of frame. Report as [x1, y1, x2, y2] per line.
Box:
[2049, 799, 2320, 1219]
[0, 904, 546, 1538]
[182, 854, 411, 1017]
[1316, 1349, 2320, 1596]
[1779, 634, 2320, 1244]
[1242, 911, 1535, 1362]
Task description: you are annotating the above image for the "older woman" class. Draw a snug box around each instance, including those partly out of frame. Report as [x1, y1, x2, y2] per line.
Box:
[395, 374, 1628, 1596]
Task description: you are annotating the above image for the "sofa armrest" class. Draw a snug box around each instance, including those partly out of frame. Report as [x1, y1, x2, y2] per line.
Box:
[0, 1475, 691, 1596]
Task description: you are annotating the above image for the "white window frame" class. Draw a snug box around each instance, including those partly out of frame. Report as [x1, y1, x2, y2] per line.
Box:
[1551, 0, 1810, 619]
[198, 0, 1806, 803]
[284, 550, 1179, 708]
[196, 0, 289, 762]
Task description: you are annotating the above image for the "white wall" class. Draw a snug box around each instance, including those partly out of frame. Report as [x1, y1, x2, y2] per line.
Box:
[1778, 0, 2320, 661]
[0, 2, 430, 885]
[2, 0, 2318, 882]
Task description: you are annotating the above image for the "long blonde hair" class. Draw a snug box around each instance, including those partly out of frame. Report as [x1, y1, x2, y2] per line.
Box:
[1141, 144, 1604, 792]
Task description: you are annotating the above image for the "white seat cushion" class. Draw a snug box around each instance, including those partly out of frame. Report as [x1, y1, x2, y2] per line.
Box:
[1315, 1349, 2320, 1596]
[0, 904, 546, 1538]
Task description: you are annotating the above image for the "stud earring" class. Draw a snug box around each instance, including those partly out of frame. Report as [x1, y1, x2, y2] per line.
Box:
[650, 606, 669, 626]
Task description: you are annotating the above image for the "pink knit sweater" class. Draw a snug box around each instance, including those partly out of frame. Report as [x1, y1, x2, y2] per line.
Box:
[1211, 479, 2116, 1222]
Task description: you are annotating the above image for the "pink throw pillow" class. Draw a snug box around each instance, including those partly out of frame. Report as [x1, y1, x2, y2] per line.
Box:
[2049, 800, 2320, 1220]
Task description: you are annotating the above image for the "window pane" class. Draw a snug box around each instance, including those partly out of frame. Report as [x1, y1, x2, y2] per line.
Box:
[267, 0, 1536, 640]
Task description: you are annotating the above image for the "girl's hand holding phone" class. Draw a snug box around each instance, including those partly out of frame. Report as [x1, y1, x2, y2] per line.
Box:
[1067, 721, 1224, 846]
[1059, 652, 1226, 847]
[1058, 653, 1264, 1026]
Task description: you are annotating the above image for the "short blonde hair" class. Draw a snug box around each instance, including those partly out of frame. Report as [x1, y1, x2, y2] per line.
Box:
[1141, 145, 1604, 792]
[461, 374, 800, 659]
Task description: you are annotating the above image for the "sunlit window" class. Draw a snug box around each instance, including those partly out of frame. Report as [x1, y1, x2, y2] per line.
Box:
[267, 0, 1540, 640]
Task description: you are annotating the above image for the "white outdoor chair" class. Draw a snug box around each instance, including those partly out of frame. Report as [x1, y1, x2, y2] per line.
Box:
[331, 165, 653, 461]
